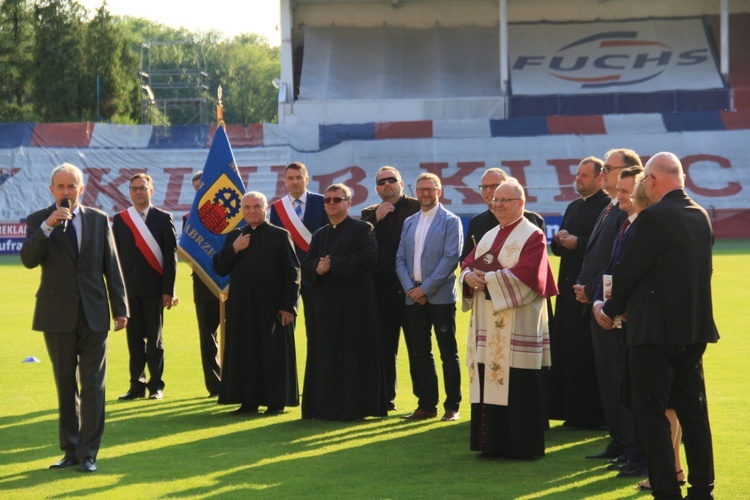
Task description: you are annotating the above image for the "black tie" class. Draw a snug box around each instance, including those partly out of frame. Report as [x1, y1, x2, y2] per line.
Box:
[67, 214, 79, 259]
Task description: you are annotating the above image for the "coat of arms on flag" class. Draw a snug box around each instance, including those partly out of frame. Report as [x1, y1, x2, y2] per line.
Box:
[178, 125, 246, 299]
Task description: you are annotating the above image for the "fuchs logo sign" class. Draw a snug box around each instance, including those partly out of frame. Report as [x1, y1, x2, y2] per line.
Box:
[509, 18, 724, 95]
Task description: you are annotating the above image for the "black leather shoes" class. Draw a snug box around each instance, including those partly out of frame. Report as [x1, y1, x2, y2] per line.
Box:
[232, 404, 259, 415]
[49, 456, 78, 469]
[265, 407, 284, 415]
[148, 390, 164, 400]
[118, 389, 146, 400]
[617, 465, 648, 477]
[402, 409, 438, 420]
[78, 457, 97, 473]
[586, 449, 620, 459]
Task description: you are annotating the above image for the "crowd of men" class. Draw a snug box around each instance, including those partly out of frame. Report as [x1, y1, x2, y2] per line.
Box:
[22, 153, 718, 499]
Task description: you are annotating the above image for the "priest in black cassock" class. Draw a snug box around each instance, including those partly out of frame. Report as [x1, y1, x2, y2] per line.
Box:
[213, 191, 301, 415]
[301, 183, 388, 421]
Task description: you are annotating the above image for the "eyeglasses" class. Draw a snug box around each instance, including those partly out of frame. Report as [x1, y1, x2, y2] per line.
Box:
[644, 173, 657, 182]
[323, 197, 349, 204]
[491, 198, 521, 205]
[129, 186, 149, 193]
[415, 187, 438, 193]
[478, 183, 500, 192]
[376, 176, 399, 186]
[602, 165, 626, 174]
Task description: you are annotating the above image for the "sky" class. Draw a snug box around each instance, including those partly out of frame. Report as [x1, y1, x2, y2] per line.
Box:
[78, 0, 282, 46]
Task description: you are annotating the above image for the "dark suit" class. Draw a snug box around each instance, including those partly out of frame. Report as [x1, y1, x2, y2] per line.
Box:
[604, 189, 718, 499]
[183, 214, 221, 395]
[21, 203, 128, 462]
[361, 195, 420, 408]
[577, 201, 630, 456]
[113, 206, 177, 393]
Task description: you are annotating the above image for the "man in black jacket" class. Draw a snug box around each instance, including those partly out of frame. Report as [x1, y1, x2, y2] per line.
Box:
[361, 166, 419, 411]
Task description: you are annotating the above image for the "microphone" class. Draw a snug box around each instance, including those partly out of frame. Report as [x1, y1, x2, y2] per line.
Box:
[60, 198, 71, 232]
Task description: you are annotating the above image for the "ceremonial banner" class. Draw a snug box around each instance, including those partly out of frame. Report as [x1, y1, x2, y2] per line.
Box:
[177, 126, 246, 298]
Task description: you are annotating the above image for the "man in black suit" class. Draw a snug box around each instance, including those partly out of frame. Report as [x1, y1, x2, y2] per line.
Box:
[185, 171, 221, 397]
[574, 149, 642, 462]
[602, 152, 718, 500]
[114, 173, 178, 401]
[460, 168, 545, 263]
[21, 163, 129, 473]
[361, 166, 420, 411]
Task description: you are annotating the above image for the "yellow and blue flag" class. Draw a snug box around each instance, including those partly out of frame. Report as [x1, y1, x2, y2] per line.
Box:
[178, 126, 245, 298]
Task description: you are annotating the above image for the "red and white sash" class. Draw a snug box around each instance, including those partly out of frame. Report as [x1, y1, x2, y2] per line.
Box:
[120, 207, 164, 275]
[272, 196, 312, 252]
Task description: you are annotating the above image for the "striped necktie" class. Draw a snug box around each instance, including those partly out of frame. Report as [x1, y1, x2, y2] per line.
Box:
[293, 199, 302, 218]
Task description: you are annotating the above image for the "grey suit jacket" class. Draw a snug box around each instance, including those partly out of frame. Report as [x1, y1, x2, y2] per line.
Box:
[395, 204, 462, 305]
[21, 203, 129, 333]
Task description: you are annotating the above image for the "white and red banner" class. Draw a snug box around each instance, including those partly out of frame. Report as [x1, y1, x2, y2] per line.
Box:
[2, 128, 749, 239]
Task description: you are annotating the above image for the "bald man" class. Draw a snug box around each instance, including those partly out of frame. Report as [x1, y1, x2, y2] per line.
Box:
[602, 152, 718, 500]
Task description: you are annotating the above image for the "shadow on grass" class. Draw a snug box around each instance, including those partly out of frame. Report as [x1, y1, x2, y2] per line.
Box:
[0, 394, 642, 498]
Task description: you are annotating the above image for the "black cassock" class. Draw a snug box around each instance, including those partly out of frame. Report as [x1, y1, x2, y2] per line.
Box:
[213, 222, 301, 409]
[301, 217, 387, 421]
[548, 190, 609, 426]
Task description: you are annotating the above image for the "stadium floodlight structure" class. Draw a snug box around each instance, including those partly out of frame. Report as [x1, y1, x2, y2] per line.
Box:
[139, 40, 210, 126]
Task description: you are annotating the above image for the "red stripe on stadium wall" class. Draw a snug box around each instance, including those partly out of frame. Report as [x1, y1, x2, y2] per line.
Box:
[547, 115, 606, 135]
[375, 120, 433, 139]
[31, 122, 94, 148]
[209, 124, 264, 147]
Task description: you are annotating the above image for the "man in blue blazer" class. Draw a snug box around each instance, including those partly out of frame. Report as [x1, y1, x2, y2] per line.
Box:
[396, 172, 463, 421]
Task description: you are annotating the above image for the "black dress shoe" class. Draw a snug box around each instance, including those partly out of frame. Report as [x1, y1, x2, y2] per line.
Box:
[617, 465, 648, 477]
[232, 404, 258, 415]
[148, 390, 164, 400]
[586, 449, 620, 459]
[118, 389, 146, 400]
[608, 460, 633, 471]
[78, 457, 97, 473]
[49, 456, 78, 469]
[265, 407, 284, 415]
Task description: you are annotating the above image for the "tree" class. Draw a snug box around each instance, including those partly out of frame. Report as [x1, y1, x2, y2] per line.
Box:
[32, 0, 88, 121]
[84, 4, 137, 123]
[209, 34, 279, 125]
[0, 0, 35, 121]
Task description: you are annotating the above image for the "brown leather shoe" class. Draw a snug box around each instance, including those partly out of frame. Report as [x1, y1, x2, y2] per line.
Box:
[402, 409, 438, 420]
[441, 409, 460, 421]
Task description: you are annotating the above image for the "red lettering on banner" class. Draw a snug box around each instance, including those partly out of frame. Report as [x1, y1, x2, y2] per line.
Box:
[162, 167, 192, 211]
[269, 165, 288, 202]
[419, 162, 485, 205]
[312, 166, 369, 205]
[83, 168, 137, 212]
[237, 166, 259, 189]
[549, 159, 583, 202]
[682, 154, 742, 197]
[501, 160, 538, 203]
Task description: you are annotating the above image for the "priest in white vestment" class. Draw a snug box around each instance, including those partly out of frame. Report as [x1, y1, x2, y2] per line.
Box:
[461, 179, 558, 459]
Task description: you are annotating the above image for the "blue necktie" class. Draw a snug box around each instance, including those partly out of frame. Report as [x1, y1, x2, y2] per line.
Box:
[67, 214, 78, 259]
[293, 199, 302, 218]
